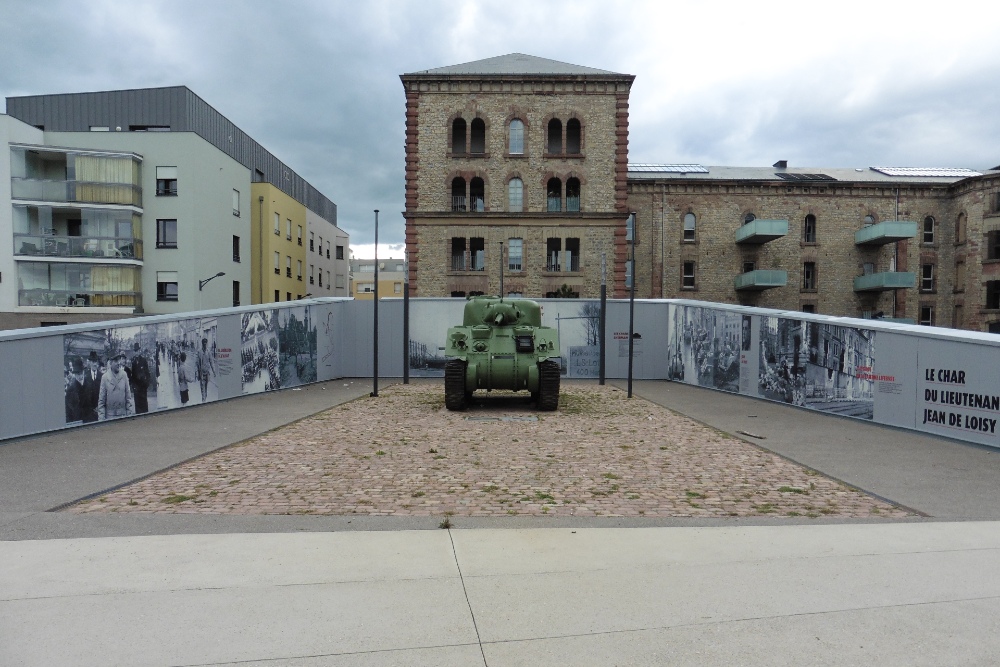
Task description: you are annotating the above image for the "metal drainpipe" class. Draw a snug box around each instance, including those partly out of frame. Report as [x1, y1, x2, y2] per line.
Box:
[894, 188, 899, 317]
[258, 196, 264, 303]
[660, 184, 666, 298]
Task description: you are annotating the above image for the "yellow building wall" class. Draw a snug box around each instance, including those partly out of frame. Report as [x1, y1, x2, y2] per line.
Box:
[351, 273, 405, 300]
[251, 183, 309, 303]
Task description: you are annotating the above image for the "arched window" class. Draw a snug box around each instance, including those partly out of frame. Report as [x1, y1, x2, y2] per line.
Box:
[566, 178, 580, 212]
[863, 214, 876, 226]
[547, 178, 562, 212]
[923, 216, 935, 244]
[566, 118, 581, 154]
[469, 177, 485, 212]
[547, 119, 562, 154]
[509, 119, 524, 154]
[957, 212, 967, 244]
[451, 118, 466, 154]
[803, 214, 816, 242]
[743, 213, 756, 225]
[683, 213, 696, 241]
[508, 178, 523, 212]
[470, 118, 486, 154]
[451, 177, 466, 211]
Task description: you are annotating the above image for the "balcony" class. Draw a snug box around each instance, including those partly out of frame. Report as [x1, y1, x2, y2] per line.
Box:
[12, 178, 142, 207]
[18, 289, 141, 308]
[735, 219, 789, 245]
[854, 221, 918, 246]
[734, 269, 788, 291]
[15, 234, 142, 260]
[853, 272, 916, 292]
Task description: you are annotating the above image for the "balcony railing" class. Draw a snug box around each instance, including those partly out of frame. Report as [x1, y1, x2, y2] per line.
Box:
[12, 178, 142, 207]
[18, 289, 141, 308]
[451, 196, 467, 212]
[566, 196, 580, 212]
[853, 271, 916, 292]
[15, 234, 142, 260]
[735, 219, 789, 245]
[734, 269, 788, 291]
[854, 221, 918, 246]
[451, 254, 466, 271]
[547, 197, 561, 212]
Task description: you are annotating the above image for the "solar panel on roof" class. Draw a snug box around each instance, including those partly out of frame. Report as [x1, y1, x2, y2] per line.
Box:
[774, 173, 836, 182]
[627, 164, 709, 173]
[871, 167, 982, 178]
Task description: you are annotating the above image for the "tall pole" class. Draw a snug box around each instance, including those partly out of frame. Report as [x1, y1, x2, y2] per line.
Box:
[498, 241, 504, 298]
[372, 209, 379, 397]
[627, 212, 636, 398]
[599, 251, 606, 385]
[403, 249, 409, 384]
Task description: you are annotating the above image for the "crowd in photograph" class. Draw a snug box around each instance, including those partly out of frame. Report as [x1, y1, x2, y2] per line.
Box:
[241, 337, 281, 391]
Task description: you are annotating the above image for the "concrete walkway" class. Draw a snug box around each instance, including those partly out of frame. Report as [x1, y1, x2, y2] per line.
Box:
[3, 379, 1000, 665]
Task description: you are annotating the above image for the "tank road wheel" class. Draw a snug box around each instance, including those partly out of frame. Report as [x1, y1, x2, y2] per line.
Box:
[445, 359, 469, 411]
[537, 360, 560, 411]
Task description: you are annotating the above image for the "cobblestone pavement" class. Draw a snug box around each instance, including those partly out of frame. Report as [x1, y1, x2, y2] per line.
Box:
[69, 383, 914, 518]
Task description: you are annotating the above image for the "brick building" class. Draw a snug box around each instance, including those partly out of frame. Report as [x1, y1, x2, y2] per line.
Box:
[401, 53, 1000, 333]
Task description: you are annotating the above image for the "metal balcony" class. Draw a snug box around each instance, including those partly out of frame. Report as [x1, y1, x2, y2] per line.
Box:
[853, 272, 916, 292]
[735, 219, 788, 245]
[854, 221, 918, 246]
[734, 269, 788, 291]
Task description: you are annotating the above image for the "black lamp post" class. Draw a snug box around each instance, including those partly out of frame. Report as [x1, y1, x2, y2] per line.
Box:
[199, 272, 225, 291]
[371, 209, 379, 398]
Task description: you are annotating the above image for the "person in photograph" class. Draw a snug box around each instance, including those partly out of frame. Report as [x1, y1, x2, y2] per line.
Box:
[129, 342, 151, 414]
[64, 357, 86, 423]
[741, 316, 752, 351]
[196, 337, 216, 403]
[98, 352, 135, 421]
[177, 351, 191, 405]
[82, 350, 102, 423]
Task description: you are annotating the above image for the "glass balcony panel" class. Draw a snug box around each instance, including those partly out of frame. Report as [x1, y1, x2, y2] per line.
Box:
[451, 254, 466, 271]
[14, 234, 142, 260]
[17, 262, 140, 307]
[854, 221, 918, 246]
[734, 269, 788, 291]
[566, 196, 581, 212]
[735, 219, 789, 244]
[547, 197, 561, 212]
[853, 272, 916, 292]
[12, 178, 142, 206]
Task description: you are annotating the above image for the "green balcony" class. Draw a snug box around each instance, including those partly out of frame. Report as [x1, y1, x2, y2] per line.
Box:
[854, 221, 918, 246]
[735, 219, 788, 245]
[734, 269, 787, 291]
[853, 272, 916, 292]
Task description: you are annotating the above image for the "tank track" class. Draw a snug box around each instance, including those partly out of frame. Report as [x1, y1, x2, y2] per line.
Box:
[444, 359, 469, 411]
[536, 360, 560, 411]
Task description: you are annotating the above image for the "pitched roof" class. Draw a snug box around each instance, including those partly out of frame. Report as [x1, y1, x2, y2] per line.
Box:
[406, 53, 623, 76]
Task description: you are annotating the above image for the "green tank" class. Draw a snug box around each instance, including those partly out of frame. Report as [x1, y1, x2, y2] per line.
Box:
[444, 296, 561, 411]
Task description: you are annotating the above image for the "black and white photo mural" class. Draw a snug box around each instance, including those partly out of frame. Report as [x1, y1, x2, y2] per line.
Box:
[407, 299, 464, 378]
[276, 306, 317, 388]
[668, 305, 742, 393]
[241, 309, 281, 393]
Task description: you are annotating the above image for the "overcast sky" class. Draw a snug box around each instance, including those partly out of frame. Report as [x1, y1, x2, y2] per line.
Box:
[3, 0, 999, 258]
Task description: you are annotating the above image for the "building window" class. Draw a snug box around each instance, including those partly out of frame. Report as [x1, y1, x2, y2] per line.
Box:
[232, 280, 240, 307]
[318, 271, 322, 287]
[682, 261, 696, 289]
[155, 167, 177, 196]
[547, 118, 562, 154]
[326, 242, 330, 259]
[232, 235, 240, 262]
[953, 305, 964, 328]
[274, 251, 280, 275]
[743, 261, 756, 273]
[274, 213, 280, 235]
[451, 291, 466, 298]
[394, 283, 402, 294]
[743, 213, 756, 225]
[863, 214, 876, 226]
[451, 118, 466, 154]
[566, 118, 581, 154]
[156, 271, 178, 301]
[987, 281, 1000, 310]
[919, 305, 935, 326]
[470, 237, 485, 271]
[923, 216, 935, 244]
[683, 213, 696, 242]
[287, 292, 292, 301]
[336, 274, 345, 289]
[547, 178, 562, 212]
[566, 178, 581, 212]
[862, 262, 875, 275]
[546, 238, 562, 271]
[802, 262, 817, 290]
[988, 230, 1000, 260]
[156, 219, 177, 249]
[920, 264, 935, 292]
[274, 289, 280, 302]
[509, 119, 524, 154]
[327, 271, 331, 287]
[297, 260, 303, 281]
[957, 212, 967, 244]
[286, 219, 291, 240]
[566, 238, 580, 271]
[336, 245, 344, 260]
[297, 226, 303, 245]
[286, 256, 291, 278]
[310, 231, 315, 252]
[955, 260, 966, 292]
[451, 237, 466, 270]
[802, 303, 816, 314]
[451, 177, 466, 212]
[232, 189, 240, 217]
[310, 264, 315, 284]
[470, 177, 485, 212]
[508, 238, 523, 271]
[508, 178, 523, 212]
[470, 118, 486, 154]
[803, 214, 817, 243]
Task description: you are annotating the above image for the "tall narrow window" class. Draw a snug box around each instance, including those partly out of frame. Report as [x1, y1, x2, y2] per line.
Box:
[682, 261, 696, 289]
[923, 216, 935, 244]
[469, 177, 485, 212]
[470, 118, 486, 154]
[566, 178, 581, 212]
[286, 255, 291, 278]
[988, 230, 1000, 260]
[955, 260, 966, 292]
[232, 280, 240, 307]
[802, 262, 817, 290]
[957, 212, 967, 244]
[508, 178, 523, 212]
[508, 238, 523, 271]
[921, 264, 935, 292]
[547, 118, 562, 154]
[451, 177, 466, 212]
[310, 231, 315, 252]
[566, 238, 580, 271]
[566, 118, 581, 154]
[309, 264, 315, 284]
[470, 237, 485, 271]
[451, 237, 467, 271]
[232, 189, 240, 216]
[803, 214, 817, 243]
[274, 251, 280, 274]
[683, 213, 696, 241]
[297, 260, 303, 281]
[546, 178, 562, 212]
[988, 281, 1000, 310]
[232, 235, 240, 262]
[286, 219, 291, 240]
[336, 245, 344, 260]
[546, 238, 562, 271]
[919, 305, 934, 326]
[451, 118, 466, 154]
[297, 225, 303, 245]
[509, 119, 524, 154]
[274, 212, 280, 235]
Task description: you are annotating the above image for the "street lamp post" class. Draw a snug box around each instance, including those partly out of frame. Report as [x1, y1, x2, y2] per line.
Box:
[371, 209, 379, 398]
[198, 271, 226, 311]
[627, 212, 636, 398]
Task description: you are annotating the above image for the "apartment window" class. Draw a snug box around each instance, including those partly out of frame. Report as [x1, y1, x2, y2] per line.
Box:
[509, 119, 524, 154]
[921, 264, 935, 292]
[336, 245, 344, 260]
[957, 212, 967, 244]
[318, 271, 322, 287]
[451, 118, 466, 154]
[318, 236, 323, 253]
[394, 283, 402, 294]
[310, 232, 315, 252]
[919, 305, 935, 326]
[566, 238, 580, 271]
[802, 303, 817, 314]
[326, 243, 330, 259]
[470, 237, 485, 271]
[335, 274, 345, 289]
[802, 262, 817, 290]
[988, 230, 1000, 260]
[156, 219, 177, 248]
[508, 238, 523, 271]
[297, 226, 303, 246]
[287, 292, 292, 301]
[286, 256, 291, 278]
[155, 167, 177, 196]
[743, 261, 757, 273]
[803, 214, 817, 243]
[547, 119, 562, 154]
[327, 271, 330, 288]
[274, 289, 280, 302]
[923, 216, 935, 244]
[310, 264, 315, 284]
[546, 238, 562, 271]
[566, 118, 581, 154]
[682, 261, 696, 289]
[451, 177, 466, 212]
[297, 260, 303, 281]
[273, 213, 280, 235]
[274, 251, 280, 275]
[508, 178, 523, 212]
[566, 178, 581, 212]
[232, 189, 240, 217]
[232, 280, 240, 307]
[683, 213, 696, 241]
[987, 281, 1000, 310]
[232, 235, 240, 262]
[451, 237, 467, 270]
[863, 262, 875, 275]
[156, 271, 178, 301]
[955, 260, 966, 292]
[547, 178, 562, 212]
[286, 219, 291, 240]
[470, 177, 485, 212]
[470, 118, 486, 154]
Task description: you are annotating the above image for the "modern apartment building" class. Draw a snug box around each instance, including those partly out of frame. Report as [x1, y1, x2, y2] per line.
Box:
[349, 258, 406, 300]
[1, 86, 346, 330]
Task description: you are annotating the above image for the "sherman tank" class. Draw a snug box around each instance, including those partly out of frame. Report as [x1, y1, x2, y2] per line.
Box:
[444, 296, 561, 411]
